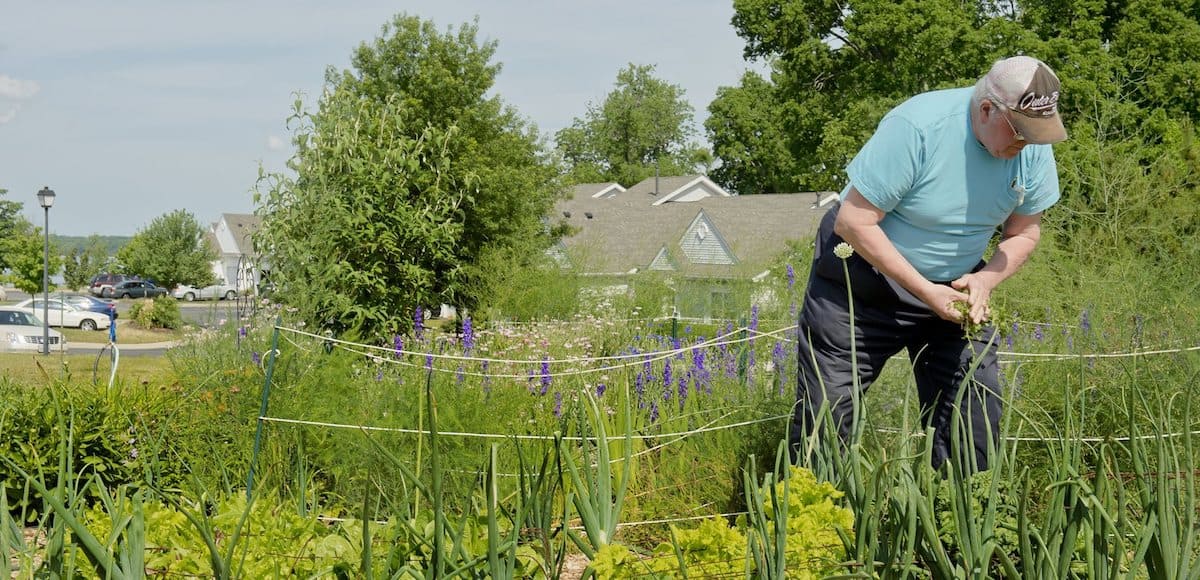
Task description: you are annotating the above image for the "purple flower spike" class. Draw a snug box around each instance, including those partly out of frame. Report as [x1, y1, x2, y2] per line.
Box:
[413, 306, 424, 341]
[1034, 324, 1044, 342]
[662, 360, 672, 390]
[786, 264, 795, 289]
[1080, 309, 1091, 333]
[462, 317, 475, 353]
[596, 383, 607, 397]
[251, 351, 261, 365]
[554, 392, 563, 418]
[540, 356, 551, 395]
[394, 335, 404, 358]
[648, 401, 659, 424]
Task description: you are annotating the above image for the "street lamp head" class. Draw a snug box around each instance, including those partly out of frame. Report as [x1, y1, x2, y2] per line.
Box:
[37, 186, 56, 209]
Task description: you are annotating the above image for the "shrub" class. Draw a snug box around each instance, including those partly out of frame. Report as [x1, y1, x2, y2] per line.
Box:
[0, 384, 145, 522]
[128, 296, 182, 329]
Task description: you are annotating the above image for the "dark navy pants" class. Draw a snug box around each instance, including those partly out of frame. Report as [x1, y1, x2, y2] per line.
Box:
[790, 203, 1002, 472]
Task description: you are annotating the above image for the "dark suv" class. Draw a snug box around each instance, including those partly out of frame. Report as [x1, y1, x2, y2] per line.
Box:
[88, 273, 136, 297]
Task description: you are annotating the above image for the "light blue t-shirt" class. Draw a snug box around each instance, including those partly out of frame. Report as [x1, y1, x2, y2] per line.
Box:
[841, 87, 1060, 281]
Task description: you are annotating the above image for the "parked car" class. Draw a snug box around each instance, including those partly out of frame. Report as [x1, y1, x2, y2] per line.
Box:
[107, 280, 168, 299]
[13, 298, 112, 331]
[59, 294, 119, 319]
[89, 273, 136, 297]
[173, 282, 238, 301]
[0, 307, 67, 353]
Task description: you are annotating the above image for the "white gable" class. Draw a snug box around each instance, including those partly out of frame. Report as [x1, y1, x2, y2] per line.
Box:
[649, 246, 677, 271]
[213, 218, 240, 255]
[650, 175, 733, 206]
[592, 183, 627, 198]
[679, 211, 736, 265]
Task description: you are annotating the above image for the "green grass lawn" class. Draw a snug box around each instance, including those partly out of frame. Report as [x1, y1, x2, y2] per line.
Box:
[0, 351, 171, 384]
[61, 324, 188, 344]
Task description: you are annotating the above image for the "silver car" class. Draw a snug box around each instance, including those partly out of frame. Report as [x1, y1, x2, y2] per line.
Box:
[173, 283, 238, 301]
[0, 307, 68, 353]
[13, 298, 112, 331]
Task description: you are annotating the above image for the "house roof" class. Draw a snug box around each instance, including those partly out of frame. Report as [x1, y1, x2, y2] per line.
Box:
[569, 182, 626, 199]
[220, 213, 261, 255]
[555, 183, 833, 277]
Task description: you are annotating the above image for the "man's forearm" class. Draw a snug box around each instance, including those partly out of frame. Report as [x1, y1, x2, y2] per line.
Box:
[974, 233, 1039, 289]
[834, 220, 936, 300]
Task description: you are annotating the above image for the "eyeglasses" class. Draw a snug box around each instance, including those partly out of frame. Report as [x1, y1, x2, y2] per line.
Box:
[990, 100, 1025, 142]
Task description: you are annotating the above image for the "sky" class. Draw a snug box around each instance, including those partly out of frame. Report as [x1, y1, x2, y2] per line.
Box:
[0, 1, 764, 237]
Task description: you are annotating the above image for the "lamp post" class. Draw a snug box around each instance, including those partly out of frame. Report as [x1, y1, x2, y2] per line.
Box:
[36, 186, 56, 355]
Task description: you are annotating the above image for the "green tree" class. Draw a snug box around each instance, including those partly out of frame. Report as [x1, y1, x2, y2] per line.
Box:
[556, 64, 708, 186]
[718, 0, 1025, 193]
[706, 71, 798, 194]
[255, 13, 563, 338]
[5, 222, 62, 295]
[62, 234, 111, 290]
[0, 188, 25, 273]
[117, 210, 216, 292]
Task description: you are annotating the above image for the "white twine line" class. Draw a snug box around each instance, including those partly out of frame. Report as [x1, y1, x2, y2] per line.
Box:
[258, 413, 789, 443]
[280, 323, 789, 366]
[998, 344, 1200, 361]
[874, 425, 1200, 444]
[269, 324, 1197, 377]
[319, 509, 748, 530]
[609, 512, 749, 530]
[261, 412, 1200, 449]
[275, 324, 793, 380]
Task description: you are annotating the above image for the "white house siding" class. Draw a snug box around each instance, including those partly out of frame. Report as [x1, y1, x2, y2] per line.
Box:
[680, 212, 735, 265]
[649, 246, 676, 271]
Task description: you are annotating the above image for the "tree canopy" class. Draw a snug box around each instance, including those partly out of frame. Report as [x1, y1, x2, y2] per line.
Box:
[254, 13, 563, 339]
[0, 188, 27, 274]
[116, 209, 216, 291]
[708, 0, 1200, 261]
[0, 188, 63, 294]
[556, 64, 709, 186]
[62, 235, 113, 290]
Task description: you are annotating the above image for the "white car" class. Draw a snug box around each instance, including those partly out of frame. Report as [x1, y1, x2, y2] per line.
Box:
[12, 298, 113, 331]
[173, 283, 238, 301]
[0, 307, 67, 353]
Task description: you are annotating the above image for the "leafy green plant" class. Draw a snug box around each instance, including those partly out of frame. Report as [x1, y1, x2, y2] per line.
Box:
[128, 295, 182, 330]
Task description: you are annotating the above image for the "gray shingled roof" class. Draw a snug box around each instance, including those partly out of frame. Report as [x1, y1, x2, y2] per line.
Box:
[569, 182, 625, 199]
[222, 213, 261, 255]
[624, 174, 706, 197]
[554, 183, 832, 277]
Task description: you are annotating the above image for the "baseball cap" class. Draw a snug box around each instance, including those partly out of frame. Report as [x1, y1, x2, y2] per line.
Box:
[983, 56, 1068, 144]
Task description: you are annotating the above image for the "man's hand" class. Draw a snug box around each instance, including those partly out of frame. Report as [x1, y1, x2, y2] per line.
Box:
[919, 283, 972, 323]
[950, 274, 994, 324]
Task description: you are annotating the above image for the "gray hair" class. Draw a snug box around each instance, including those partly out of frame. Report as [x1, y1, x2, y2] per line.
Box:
[971, 76, 990, 111]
